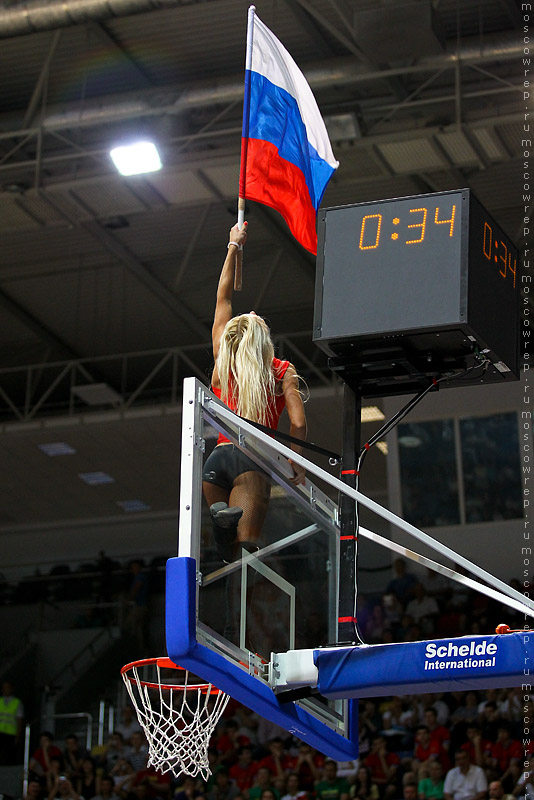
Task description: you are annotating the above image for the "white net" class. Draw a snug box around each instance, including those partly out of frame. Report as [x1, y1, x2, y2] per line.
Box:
[121, 659, 230, 780]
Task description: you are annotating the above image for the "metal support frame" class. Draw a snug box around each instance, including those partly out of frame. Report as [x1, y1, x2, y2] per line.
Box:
[202, 524, 321, 587]
[192, 377, 534, 619]
[0, 334, 334, 426]
[338, 384, 361, 644]
[240, 554, 296, 652]
[0, 27, 525, 187]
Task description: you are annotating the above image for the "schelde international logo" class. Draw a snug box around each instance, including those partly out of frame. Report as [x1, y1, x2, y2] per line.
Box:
[424, 639, 498, 671]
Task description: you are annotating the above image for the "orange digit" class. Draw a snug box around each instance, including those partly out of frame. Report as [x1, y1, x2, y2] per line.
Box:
[435, 204, 456, 237]
[483, 222, 492, 259]
[406, 207, 427, 244]
[359, 214, 382, 250]
[499, 241, 508, 278]
[509, 253, 517, 288]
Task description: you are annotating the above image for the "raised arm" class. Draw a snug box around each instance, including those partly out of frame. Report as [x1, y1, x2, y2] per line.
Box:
[212, 223, 248, 360]
[282, 364, 307, 485]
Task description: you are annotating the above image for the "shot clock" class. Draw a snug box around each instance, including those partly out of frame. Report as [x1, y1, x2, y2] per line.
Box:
[314, 189, 519, 396]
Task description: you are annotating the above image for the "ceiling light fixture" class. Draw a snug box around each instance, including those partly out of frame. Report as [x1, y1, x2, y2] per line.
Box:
[39, 442, 76, 456]
[117, 500, 151, 512]
[71, 383, 122, 406]
[110, 141, 162, 176]
[361, 405, 385, 422]
[79, 472, 115, 485]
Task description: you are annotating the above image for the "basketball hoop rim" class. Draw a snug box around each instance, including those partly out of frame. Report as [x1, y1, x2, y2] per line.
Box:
[120, 656, 225, 694]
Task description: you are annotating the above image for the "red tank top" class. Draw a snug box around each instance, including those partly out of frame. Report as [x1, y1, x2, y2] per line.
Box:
[212, 357, 290, 445]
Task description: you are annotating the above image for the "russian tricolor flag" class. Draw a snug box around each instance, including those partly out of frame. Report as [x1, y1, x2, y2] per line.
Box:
[239, 8, 339, 255]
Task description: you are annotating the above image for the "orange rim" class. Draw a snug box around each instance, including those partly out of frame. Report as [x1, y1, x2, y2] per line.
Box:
[121, 657, 225, 694]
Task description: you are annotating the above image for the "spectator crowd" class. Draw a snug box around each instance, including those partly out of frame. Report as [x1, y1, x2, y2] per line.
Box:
[22, 686, 533, 800]
[2, 558, 531, 800]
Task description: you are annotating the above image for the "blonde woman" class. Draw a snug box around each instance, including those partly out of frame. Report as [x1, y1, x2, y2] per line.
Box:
[202, 223, 307, 561]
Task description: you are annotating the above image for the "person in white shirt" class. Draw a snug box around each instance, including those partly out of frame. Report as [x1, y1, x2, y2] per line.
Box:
[405, 585, 439, 636]
[281, 773, 308, 800]
[125, 731, 148, 772]
[443, 750, 487, 800]
[48, 776, 83, 800]
[115, 707, 141, 746]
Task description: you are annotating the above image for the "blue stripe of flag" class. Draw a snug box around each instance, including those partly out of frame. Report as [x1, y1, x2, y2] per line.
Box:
[244, 71, 335, 210]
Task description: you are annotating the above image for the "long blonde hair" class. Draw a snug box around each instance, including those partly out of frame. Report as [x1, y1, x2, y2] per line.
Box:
[216, 313, 277, 425]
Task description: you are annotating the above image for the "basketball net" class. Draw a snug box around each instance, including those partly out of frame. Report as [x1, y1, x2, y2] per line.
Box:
[121, 657, 230, 780]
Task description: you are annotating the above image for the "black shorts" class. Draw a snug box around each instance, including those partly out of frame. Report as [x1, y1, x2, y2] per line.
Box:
[202, 444, 263, 491]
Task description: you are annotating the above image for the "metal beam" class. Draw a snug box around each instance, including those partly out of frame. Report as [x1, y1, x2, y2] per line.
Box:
[367, 68, 446, 134]
[323, 0, 408, 101]
[250, 205, 316, 284]
[90, 21, 154, 89]
[277, 336, 332, 387]
[23, 30, 62, 128]
[284, 0, 336, 59]
[173, 203, 212, 293]
[294, 0, 371, 63]
[0, 284, 83, 359]
[0, 0, 185, 38]
[253, 248, 284, 311]
[0, 31, 524, 135]
[41, 189, 212, 341]
[81, 218, 212, 341]
[0, 334, 331, 422]
[429, 134, 467, 186]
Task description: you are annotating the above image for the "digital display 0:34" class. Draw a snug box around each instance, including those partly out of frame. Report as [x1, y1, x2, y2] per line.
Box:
[356, 202, 517, 290]
[358, 205, 456, 249]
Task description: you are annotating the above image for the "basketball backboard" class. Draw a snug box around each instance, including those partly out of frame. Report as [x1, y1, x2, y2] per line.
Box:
[166, 378, 534, 760]
[166, 378, 358, 759]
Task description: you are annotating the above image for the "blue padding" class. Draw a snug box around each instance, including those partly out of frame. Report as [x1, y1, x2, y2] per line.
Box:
[165, 557, 358, 761]
[165, 556, 197, 658]
[315, 633, 532, 699]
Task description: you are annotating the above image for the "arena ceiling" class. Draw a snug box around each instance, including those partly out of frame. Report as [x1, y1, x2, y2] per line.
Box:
[0, 0, 528, 539]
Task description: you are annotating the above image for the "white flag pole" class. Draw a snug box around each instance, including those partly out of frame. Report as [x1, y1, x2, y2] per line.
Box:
[235, 4, 255, 291]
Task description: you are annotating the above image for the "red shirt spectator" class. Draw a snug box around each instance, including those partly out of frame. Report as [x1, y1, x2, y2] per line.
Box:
[259, 739, 293, 779]
[364, 737, 400, 786]
[424, 709, 450, 751]
[29, 732, 63, 775]
[287, 744, 324, 792]
[490, 727, 522, 772]
[215, 720, 250, 765]
[133, 765, 171, 799]
[414, 728, 450, 773]
[459, 727, 493, 768]
[229, 746, 259, 792]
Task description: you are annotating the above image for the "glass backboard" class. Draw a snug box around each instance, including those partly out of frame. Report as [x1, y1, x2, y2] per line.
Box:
[166, 378, 358, 760]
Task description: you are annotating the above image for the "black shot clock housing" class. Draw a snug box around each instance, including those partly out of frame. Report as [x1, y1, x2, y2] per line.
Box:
[313, 189, 520, 397]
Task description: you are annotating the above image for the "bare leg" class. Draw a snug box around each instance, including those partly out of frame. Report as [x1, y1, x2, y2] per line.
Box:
[229, 470, 270, 543]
